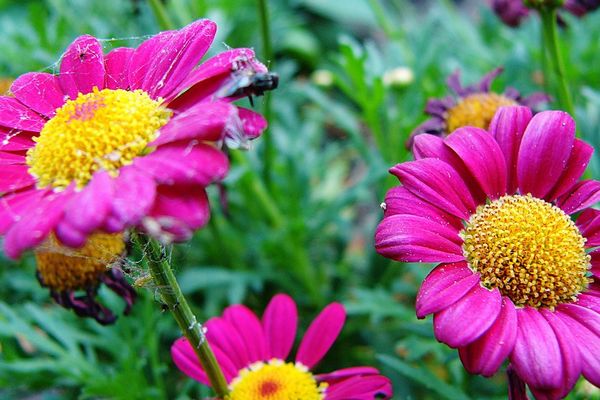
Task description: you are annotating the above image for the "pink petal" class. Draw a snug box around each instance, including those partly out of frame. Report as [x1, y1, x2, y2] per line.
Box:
[145, 19, 217, 99]
[128, 30, 177, 91]
[171, 337, 238, 385]
[134, 143, 228, 186]
[391, 158, 476, 220]
[576, 208, 600, 246]
[445, 126, 507, 200]
[489, 105, 532, 194]
[433, 285, 502, 348]
[0, 189, 46, 235]
[546, 139, 593, 201]
[0, 151, 25, 165]
[0, 165, 35, 193]
[458, 297, 517, 376]
[517, 111, 575, 199]
[150, 101, 234, 146]
[205, 317, 252, 370]
[375, 214, 463, 263]
[591, 250, 600, 277]
[104, 47, 134, 90]
[0, 128, 36, 151]
[145, 184, 210, 241]
[59, 35, 105, 99]
[238, 107, 267, 139]
[106, 166, 156, 231]
[556, 180, 600, 215]
[223, 304, 268, 364]
[577, 293, 600, 313]
[0, 97, 46, 131]
[3, 189, 73, 258]
[262, 294, 298, 360]
[166, 48, 258, 106]
[325, 375, 393, 400]
[416, 262, 481, 318]
[382, 186, 463, 231]
[296, 302, 346, 369]
[11, 72, 65, 117]
[557, 304, 600, 386]
[510, 307, 563, 390]
[316, 366, 380, 383]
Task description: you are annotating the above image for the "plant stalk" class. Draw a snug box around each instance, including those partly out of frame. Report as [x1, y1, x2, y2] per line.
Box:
[135, 233, 229, 398]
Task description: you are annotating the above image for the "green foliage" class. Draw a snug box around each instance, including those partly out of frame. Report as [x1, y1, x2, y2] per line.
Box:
[1, 0, 599, 399]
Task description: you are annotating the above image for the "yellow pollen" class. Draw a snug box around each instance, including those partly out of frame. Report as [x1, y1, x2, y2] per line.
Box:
[446, 93, 517, 133]
[26, 87, 171, 189]
[227, 360, 326, 400]
[35, 232, 126, 292]
[461, 194, 591, 309]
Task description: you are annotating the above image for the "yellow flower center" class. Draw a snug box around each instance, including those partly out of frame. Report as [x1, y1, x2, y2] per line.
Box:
[0, 77, 13, 95]
[461, 194, 591, 309]
[228, 360, 326, 400]
[26, 88, 171, 189]
[446, 93, 517, 133]
[36, 232, 126, 292]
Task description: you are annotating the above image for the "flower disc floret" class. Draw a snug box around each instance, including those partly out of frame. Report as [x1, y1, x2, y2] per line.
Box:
[26, 88, 171, 189]
[461, 194, 590, 308]
[446, 93, 517, 133]
[228, 360, 326, 400]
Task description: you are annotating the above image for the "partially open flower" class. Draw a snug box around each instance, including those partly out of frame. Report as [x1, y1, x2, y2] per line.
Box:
[376, 106, 600, 398]
[0, 19, 271, 259]
[35, 232, 135, 325]
[171, 294, 393, 399]
[493, 0, 600, 27]
[409, 67, 547, 147]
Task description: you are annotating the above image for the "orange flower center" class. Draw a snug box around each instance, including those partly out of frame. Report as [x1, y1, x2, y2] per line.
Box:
[446, 93, 517, 133]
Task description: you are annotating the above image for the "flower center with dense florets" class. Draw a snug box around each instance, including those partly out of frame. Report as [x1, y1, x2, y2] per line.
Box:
[446, 93, 517, 133]
[36, 232, 125, 292]
[26, 88, 171, 189]
[461, 194, 590, 309]
[228, 360, 326, 400]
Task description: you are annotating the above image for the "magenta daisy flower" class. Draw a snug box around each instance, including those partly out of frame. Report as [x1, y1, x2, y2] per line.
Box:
[0, 19, 270, 259]
[409, 68, 548, 147]
[171, 294, 393, 399]
[376, 106, 600, 398]
[492, 0, 600, 27]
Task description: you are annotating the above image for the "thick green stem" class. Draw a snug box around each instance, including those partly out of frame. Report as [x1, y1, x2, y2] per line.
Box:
[256, 0, 275, 189]
[135, 233, 229, 398]
[539, 7, 574, 116]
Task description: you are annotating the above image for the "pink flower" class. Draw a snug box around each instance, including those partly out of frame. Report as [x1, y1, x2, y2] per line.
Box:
[376, 106, 600, 399]
[0, 19, 270, 258]
[171, 294, 393, 399]
[492, 0, 600, 27]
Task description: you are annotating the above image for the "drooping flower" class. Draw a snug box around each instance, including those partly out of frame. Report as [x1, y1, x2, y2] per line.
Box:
[376, 106, 600, 399]
[171, 294, 393, 399]
[0, 19, 270, 259]
[35, 232, 135, 324]
[409, 68, 547, 146]
[492, 0, 600, 27]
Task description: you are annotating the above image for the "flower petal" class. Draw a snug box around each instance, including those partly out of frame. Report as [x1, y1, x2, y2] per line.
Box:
[171, 337, 238, 385]
[433, 285, 502, 348]
[59, 35, 105, 99]
[205, 317, 252, 370]
[296, 302, 346, 369]
[458, 296, 517, 376]
[0, 151, 25, 165]
[315, 366, 380, 383]
[375, 214, 463, 263]
[511, 307, 563, 390]
[0, 165, 35, 194]
[0, 189, 46, 235]
[11, 72, 65, 117]
[105, 166, 156, 231]
[391, 158, 476, 220]
[325, 375, 393, 400]
[546, 139, 594, 201]
[577, 208, 600, 247]
[0, 128, 35, 151]
[134, 143, 229, 186]
[415, 262, 480, 318]
[104, 47, 134, 90]
[238, 107, 267, 139]
[489, 105, 532, 195]
[0, 97, 46, 131]
[223, 304, 268, 364]
[556, 180, 600, 215]
[262, 294, 297, 360]
[517, 111, 575, 199]
[128, 30, 177, 91]
[445, 126, 507, 200]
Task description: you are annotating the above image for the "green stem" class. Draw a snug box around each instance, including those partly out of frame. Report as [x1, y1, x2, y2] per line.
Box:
[256, 0, 275, 189]
[135, 233, 229, 398]
[539, 7, 574, 115]
[149, 0, 176, 31]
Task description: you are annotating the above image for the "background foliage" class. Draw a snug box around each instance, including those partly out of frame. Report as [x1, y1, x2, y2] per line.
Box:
[1, 0, 600, 398]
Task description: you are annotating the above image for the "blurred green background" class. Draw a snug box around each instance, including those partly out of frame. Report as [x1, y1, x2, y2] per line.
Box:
[1, 0, 600, 398]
